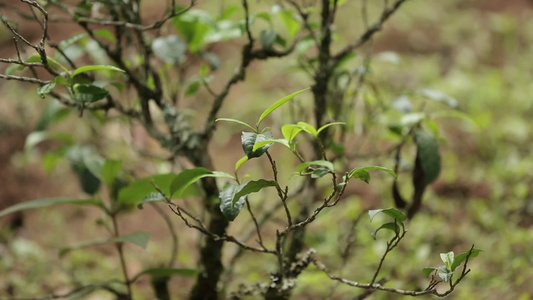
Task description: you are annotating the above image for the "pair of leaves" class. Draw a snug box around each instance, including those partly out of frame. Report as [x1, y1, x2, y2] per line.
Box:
[422, 248, 482, 282]
[219, 179, 279, 221]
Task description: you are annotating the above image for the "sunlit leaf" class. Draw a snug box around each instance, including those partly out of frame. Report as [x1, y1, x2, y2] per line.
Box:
[257, 88, 309, 128]
[72, 65, 125, 77]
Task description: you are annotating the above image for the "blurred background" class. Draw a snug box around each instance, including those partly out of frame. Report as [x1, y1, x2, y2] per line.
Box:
[0, 0, 532, 299]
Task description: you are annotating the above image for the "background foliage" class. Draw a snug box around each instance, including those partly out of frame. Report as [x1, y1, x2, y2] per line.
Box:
[0, 0, 532, 299]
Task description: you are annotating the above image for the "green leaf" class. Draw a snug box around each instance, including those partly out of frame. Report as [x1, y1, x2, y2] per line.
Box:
[311, 168, 330, 178]
[296, 160, 334, 174]
[0, 198, 102, 218]
[234, 156, 248, 175]
[232, 179, 279, 205]
[450, 248, 482, 271]
[351, 170, 370, 183]
[74, 84, 109, 103]
[414, 128, 441, 184]
[371, 222, 399, 240]
[368, 208, 407, 223]
[438, 270, 454, 282]
[137, 192, 166, 209]
[260, 30, 278, 48]
[152, 35, 187, 64]
[72, 65, 125, 77]
[296, 121, 317, 137]
[135, 268, 198, 280]
[216, 118, 256, 132]
[422, 267, 437, 277]
[440, 251, 455, 270]
[242, 131, 273, 159]
[219, 184, 247, 221]
[170, 168, 233, 198]
[102, 160, 122, 188]
[251, 138, 290, 152]
[185, 80, 201, 97]
[94, 29, 117, 42]
[281, 124, 305, 143]
[25, 131, 48, 150]
[278, 10, 300, 38]
[316, 122, 345, 135]
[60, 232, 151, 256]
[118, 174, 180, 205]
[78, 167, 101, 195]
[348, 166, 397, 183]
[256, 88, 309, 128]
[37, 82, 56, 99]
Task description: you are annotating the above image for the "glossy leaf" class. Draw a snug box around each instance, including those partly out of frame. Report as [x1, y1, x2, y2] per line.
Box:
[368, 208, 406, 223]
[0, 198, 102, 217]
[257, 88, 309, 128]
[72, 65, 125, 77]
[74, 84, 109, 103]
[219, 184, 247, 221]
[242, 131, 273, 159]
[414, 129, 441, 184]
[232, 179, 279, 205]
